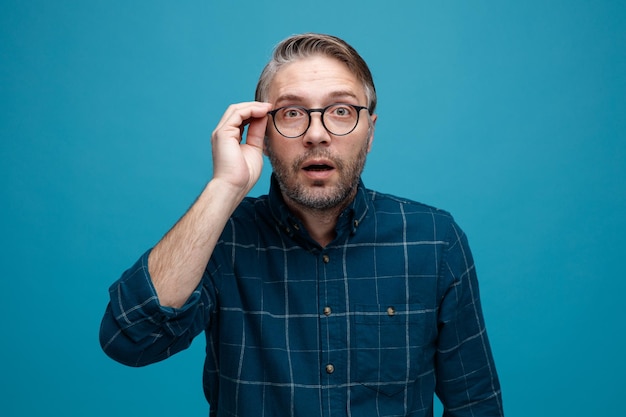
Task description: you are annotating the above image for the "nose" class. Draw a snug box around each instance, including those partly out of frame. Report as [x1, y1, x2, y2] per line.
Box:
[303, 112, 331, 146]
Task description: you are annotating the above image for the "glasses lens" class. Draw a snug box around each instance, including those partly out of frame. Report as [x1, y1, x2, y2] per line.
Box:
[323, 104, 360, 136]
[273, 106, 309, 138]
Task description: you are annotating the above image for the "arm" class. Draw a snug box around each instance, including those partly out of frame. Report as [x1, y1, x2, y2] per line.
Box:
[99, 101, 272, 365]
[435, 222, 504, 416]
[149, 101, 272, 308]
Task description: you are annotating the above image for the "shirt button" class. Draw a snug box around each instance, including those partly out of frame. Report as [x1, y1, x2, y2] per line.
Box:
[387, 306, 396, 316]
[323, 306, 332, 316]
[325, 364, 335, 374]
[322, 255, 330, 263]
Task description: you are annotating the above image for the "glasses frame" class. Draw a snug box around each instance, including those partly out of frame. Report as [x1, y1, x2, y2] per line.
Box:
[267, 103, 369, 139]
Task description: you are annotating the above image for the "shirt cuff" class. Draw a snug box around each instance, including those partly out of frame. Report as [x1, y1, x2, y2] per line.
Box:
[107, 249, 202, 343]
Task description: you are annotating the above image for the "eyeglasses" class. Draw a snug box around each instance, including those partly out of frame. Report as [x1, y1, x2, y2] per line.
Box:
[267, 103, 369, 138]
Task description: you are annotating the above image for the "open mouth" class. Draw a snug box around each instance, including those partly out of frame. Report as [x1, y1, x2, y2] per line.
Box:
[303, 164, 333, 172]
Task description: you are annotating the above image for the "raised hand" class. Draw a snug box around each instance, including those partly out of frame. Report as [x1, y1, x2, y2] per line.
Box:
[211, 101, 273, 198]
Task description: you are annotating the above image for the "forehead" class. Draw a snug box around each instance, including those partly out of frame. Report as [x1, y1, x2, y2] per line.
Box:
[267, 55, 367, 105]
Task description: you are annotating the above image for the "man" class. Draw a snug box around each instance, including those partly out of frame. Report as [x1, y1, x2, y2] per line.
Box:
[100, 33, 504, 416]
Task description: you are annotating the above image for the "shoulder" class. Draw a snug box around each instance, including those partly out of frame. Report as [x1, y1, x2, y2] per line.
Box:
[366, 188, 453, 220]
[228, 194, 272, 225]
[212, 195, 274, 252]
[364, 188, 463, 241]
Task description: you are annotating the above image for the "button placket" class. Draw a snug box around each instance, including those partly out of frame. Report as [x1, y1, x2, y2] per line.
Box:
[318, 248, 343, 383]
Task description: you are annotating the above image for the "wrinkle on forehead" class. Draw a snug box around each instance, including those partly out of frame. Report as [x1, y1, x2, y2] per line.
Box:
[268, 56, 367, 107]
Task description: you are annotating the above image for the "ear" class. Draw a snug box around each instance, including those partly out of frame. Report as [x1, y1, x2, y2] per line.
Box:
[366, 113, 377, 153]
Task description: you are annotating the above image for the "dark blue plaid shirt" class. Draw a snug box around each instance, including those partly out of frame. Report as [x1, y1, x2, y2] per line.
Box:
[100, 176, 503, 416]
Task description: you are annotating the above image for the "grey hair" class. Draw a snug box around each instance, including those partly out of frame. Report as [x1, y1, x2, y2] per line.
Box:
[255, 33, 377, 114]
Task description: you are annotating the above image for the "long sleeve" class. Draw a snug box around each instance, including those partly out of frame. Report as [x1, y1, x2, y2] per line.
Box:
[435, 223, 504, 416]
[99, 250, 213, 367]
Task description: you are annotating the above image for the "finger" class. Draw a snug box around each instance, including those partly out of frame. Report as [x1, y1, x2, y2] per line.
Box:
[213, 103, 271, 148]
[214, 102, 272, 136]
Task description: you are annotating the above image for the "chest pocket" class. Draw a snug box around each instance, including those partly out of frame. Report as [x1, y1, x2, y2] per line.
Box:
[352, 303, 436, 397]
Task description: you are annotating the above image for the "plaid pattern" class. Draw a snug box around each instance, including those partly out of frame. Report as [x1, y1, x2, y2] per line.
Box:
[100, 176, 503, 416]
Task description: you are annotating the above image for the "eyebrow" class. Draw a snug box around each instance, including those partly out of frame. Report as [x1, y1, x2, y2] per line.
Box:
[274, 90, 361, 107]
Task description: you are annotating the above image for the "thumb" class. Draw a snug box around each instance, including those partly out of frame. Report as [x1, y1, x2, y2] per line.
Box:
[245, 116, 268, 149]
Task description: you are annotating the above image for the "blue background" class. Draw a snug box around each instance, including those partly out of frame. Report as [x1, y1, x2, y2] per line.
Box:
[1, 1, 624, 415]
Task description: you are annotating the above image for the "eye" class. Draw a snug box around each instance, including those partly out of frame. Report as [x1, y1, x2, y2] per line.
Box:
[281, 107, 306, 119]
[328, 104, 353, 118]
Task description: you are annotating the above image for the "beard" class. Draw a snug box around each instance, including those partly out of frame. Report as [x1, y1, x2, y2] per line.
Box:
[266, 139, 370, 211]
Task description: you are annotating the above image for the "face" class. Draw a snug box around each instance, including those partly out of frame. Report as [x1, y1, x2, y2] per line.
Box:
[264, 55, 377, 212]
